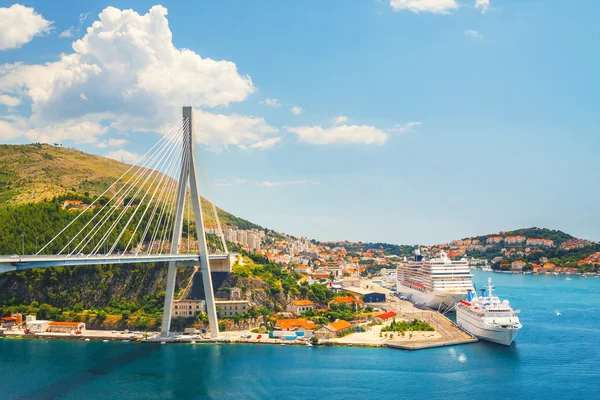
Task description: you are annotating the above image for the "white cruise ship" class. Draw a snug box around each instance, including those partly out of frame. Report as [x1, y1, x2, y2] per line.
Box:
[396, 250, 474, 309]
[456, 278, 522, 346]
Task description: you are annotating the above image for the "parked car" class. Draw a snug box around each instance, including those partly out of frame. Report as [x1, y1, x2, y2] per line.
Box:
[241, 334, 252, 339]
[256, 334, 262, 340]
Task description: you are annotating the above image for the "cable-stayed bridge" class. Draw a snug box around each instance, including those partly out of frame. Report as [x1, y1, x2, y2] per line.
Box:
[0, 107, 232, 339]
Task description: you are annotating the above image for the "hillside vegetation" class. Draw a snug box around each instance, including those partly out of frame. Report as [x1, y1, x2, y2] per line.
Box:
[0, 143, 258, 229]
[468, 227, 575, 245]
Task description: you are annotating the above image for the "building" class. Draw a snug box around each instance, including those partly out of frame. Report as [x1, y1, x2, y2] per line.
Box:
[173, 299, 206, 317]
[215, 300, 249, 317]
[375, 311, 397, 323]
[286, 300, 314, 314]
[330, 296, 364, 308]
[47, 321, 85, 333]
[511, 260, 526, 271]
[1, 316, 17, 328]
[363, 292, 386, 303]
[505, 236, 526, 245]
[313, 320, 354, 339]
[62, 200, 86, 210]
[526, 238, 554, 247]
[486, 236, 503, 244]
[275, 318, 317, 331]
[27, 320, 50, 333]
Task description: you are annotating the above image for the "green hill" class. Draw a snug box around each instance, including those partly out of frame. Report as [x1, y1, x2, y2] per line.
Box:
[0, 143, 258, 229]
[467, 227, 575, 246]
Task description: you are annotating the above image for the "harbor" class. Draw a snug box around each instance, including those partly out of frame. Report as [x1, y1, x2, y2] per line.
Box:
[1, 271, 598, 400]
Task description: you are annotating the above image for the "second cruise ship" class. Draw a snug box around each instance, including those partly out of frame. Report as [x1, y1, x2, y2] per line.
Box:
[396, 250, 474, 309]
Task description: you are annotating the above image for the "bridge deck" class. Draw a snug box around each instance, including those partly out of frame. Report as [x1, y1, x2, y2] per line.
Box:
[0, 253, 232, 274]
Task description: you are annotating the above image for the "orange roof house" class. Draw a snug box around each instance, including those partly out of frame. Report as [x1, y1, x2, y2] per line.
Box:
[292, 300, 314, 306]
[331, 296, 364, 306]
[314, 319, 355, 339]
[328, 320, 353, 331]
[275, 318, 317, 331]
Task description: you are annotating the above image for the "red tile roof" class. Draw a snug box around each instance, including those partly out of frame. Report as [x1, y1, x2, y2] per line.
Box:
[378, 311, 397, 320]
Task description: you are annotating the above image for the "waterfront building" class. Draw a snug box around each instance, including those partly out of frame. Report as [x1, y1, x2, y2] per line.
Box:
[27, 320, 50, 333]
[215, 300, 249, 317]
[511, 260, 526, 271]
[313, 320, 354, 339]
[275, 318, 317, 331]
[0, 316, 17, 328]
[47, 321, 85, 333]
[173, 299, 206, 317]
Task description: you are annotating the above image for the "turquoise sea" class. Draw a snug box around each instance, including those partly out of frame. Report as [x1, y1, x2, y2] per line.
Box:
[1, 271, 599, 400]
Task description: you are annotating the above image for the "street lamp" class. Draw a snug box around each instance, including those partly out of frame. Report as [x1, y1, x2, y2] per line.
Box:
[21, 234, 24, 256]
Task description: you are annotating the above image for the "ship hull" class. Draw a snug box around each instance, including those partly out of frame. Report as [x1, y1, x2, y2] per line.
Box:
[397, 286, 465, 309]
[456, 308, 520, 346]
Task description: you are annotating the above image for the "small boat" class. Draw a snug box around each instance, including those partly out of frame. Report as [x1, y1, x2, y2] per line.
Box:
[306, 342, 313, 347]
[555, 311, 562, 316]
[160, 341, 166, 345]
[84, 338, 90, 342]
[122, 339, 130, 343]
[566, 277, 572, 281]
[103, 340, 109, 343]
[191, 340, 196, 345]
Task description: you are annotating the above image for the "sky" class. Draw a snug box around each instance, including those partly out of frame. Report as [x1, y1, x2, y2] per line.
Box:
[0, 0, 599, 245]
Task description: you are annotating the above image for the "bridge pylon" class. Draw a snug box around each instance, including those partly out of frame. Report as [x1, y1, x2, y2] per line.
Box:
[161, 106, 220, 339]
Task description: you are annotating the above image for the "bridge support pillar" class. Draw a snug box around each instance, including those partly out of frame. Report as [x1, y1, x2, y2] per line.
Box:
[160, 106, 220, 339]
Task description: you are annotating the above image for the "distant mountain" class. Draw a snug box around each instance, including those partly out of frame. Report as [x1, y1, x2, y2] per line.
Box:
[0, 143, 258, 229]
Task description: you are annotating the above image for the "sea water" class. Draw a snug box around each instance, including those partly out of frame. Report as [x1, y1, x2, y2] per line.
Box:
[1, 271, 598, 400]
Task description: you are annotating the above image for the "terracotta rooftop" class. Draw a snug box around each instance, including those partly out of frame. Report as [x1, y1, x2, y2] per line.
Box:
[328, 320, 353, 331]
[292, 300, 314, 306]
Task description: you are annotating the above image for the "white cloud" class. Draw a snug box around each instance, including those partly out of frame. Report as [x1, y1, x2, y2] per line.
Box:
[260, 180, 319, 187]
[0, 94, 21, 107]
[194, 109, 279, 152]
[291, 106, 303, 115]
[288, 124, 388, 146]
[0, 4, 52, 50]
[390, 0, 458, 14]
[249, 136, 282, 150]
[106, 149, 139, 163]
[464, 29, 483, 40]
[0, 113, 110, 144]
[389, 121, 422, 134]
[95, 137, 128, 148]
[59, 27, 74, 38]
[108, 138, 127, 147]
[261, 98, 280, 108]
[332, 115, 348, 125]
[79, 12, 90, 25]
[475, 0, 490, 14]
[0, 119, 24, 140]
[0, 5, 261, 148]
[214, 177, 319, 187]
